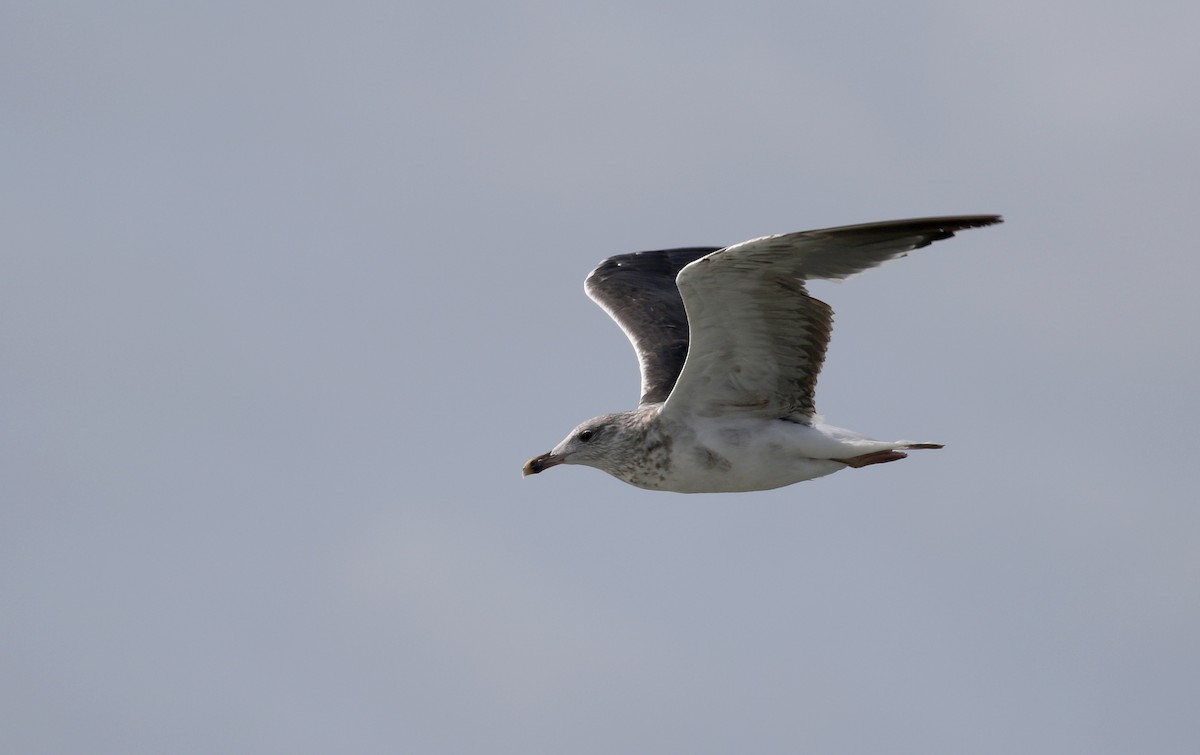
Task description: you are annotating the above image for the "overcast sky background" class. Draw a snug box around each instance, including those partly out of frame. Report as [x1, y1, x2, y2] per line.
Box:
[4, 1, 1199, 753]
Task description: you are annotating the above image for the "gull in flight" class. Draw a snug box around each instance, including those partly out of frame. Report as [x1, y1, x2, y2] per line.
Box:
[524, 215, 1001, 493]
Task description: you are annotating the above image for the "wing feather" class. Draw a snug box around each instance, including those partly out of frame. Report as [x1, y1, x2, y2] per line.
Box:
[661, 215, 1001, 420]
[584, 247, 720, 405]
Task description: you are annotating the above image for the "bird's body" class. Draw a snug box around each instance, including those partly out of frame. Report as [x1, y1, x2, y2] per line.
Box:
[524, 215, 1001, 493]
[609, 409, 882, 493]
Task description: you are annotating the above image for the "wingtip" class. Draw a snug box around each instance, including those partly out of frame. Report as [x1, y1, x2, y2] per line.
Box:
[928, 214, 1003, 237]
[958, 214, 1003, 228]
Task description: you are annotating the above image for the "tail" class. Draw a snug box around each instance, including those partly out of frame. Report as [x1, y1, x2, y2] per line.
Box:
[840, 443, 943, 469]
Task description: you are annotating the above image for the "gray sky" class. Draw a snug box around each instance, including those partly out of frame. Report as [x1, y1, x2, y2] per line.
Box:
[4, 1, 1199, 753]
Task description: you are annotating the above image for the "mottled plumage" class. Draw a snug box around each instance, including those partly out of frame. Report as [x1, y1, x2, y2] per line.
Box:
[524, 215, 1001, 493]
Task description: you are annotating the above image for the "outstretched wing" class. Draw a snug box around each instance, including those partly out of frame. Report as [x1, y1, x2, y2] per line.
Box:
[584, 247, 720, 405]
[661, 215, 1001, 421]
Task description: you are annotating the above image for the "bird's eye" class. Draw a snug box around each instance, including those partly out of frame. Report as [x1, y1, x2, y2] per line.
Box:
[578, 429, 595, 442]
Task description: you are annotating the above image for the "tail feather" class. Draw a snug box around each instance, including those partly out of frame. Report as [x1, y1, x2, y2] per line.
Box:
[841, 442, 943, 469]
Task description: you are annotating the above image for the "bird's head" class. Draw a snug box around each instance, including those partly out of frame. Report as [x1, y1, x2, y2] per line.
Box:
[523, 412, 641, 477]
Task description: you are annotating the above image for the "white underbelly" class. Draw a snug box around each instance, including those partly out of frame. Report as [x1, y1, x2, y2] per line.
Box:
[642, 418, 865, 493]
[655, 455, 845, 493]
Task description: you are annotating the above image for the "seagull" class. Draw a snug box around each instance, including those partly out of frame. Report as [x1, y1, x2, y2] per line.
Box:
[523, 215, 1001, 493]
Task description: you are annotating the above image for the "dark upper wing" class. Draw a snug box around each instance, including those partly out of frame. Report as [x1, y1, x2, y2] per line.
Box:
[584, 247, 721, 405]
[661, 215, 1002, 421]
[707, 215, 1002, 281]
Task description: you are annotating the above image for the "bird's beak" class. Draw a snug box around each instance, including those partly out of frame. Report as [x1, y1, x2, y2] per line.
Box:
[523, 452, 563, 476]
